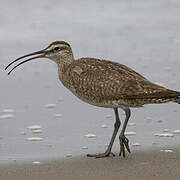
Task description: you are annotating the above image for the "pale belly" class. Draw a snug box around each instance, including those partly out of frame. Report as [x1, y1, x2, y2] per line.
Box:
[74, 92, 116, 108]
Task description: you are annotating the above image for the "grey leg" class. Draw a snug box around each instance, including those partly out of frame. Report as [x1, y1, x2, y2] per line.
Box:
[119, 105, 131, 157]
[87, 108, 121, 158]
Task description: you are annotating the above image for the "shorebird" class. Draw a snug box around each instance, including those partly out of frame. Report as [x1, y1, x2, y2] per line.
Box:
[5, 41, 180, 158]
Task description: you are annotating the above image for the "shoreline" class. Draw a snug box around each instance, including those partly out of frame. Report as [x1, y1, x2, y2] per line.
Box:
[0, 147, 180, 180]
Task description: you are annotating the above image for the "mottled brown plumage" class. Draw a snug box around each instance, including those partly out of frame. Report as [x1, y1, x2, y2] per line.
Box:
[62, 57, 180, 108]
[6, 41, 180, 158]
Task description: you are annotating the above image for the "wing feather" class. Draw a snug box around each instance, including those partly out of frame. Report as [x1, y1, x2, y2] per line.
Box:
[67, 58, 180, 101]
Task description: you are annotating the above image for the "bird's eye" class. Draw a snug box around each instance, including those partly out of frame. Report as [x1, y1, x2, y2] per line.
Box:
[54, 47, 60, 51]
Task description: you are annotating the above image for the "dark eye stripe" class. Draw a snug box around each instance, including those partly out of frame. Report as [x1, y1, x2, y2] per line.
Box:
[54, 46, 67, 51]
[60, 46, 67, 50]
[54, 47, 60, 51]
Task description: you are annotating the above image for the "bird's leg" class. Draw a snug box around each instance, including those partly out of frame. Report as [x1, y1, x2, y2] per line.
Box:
[87, 108, 121, 158]
[119, 105, 131, 157]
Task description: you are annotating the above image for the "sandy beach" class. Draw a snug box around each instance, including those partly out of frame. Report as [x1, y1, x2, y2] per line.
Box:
[0, 147, 180, 180]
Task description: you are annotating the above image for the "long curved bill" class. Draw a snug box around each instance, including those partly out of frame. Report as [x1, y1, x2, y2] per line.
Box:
[5, 49, 46, 75]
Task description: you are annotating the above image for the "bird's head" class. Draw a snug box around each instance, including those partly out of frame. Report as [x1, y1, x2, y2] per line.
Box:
[45, 41, 72, 62]
[5, 41, 73, 75]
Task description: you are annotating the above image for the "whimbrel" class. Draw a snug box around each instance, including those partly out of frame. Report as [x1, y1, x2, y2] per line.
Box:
[5, 41, 180, 158]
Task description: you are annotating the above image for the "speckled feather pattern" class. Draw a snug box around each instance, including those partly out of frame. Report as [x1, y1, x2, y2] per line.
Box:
[58, 57, 180, 108]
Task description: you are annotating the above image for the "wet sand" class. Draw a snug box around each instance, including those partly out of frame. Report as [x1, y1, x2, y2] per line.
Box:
[0, 147, 180, 180]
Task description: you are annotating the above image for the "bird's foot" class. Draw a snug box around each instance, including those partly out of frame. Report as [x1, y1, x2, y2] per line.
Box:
[119, 134, 131, 157]
[87, 150, 115, 158]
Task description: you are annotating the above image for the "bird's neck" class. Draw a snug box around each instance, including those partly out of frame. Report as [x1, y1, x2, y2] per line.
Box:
[57, 53, 74, 81]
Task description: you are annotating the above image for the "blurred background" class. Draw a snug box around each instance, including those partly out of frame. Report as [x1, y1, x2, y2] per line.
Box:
[0, 0, 180, 162]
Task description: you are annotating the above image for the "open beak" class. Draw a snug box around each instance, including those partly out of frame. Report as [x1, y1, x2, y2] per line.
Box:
[5, 49, 46, 75]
